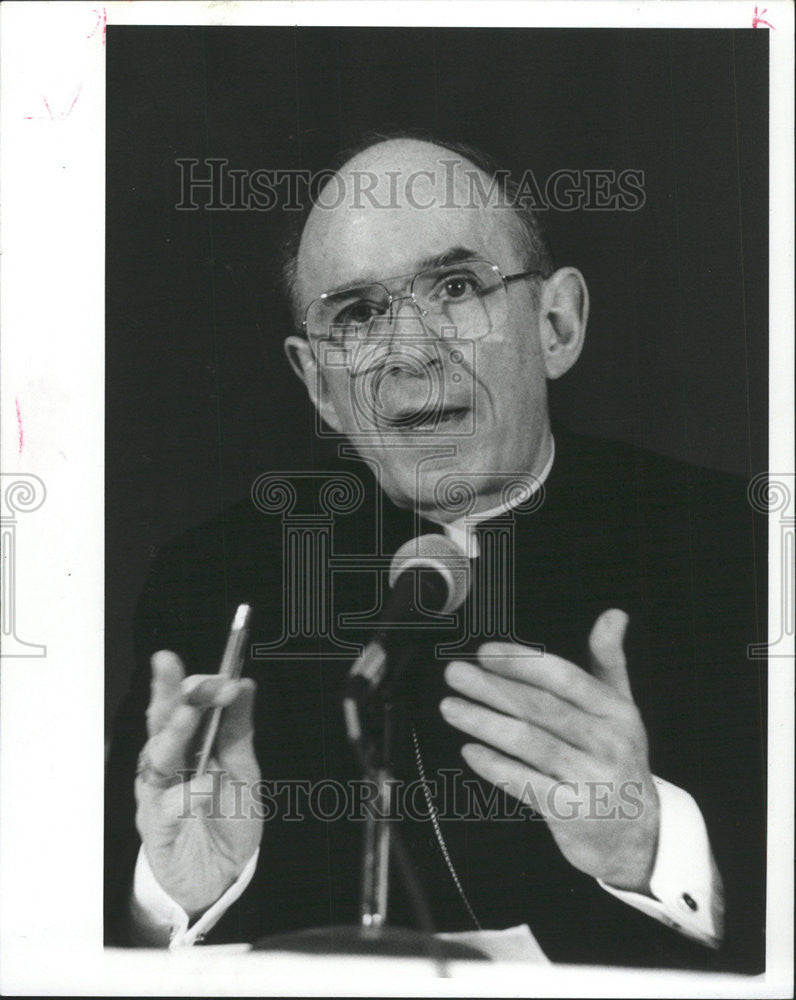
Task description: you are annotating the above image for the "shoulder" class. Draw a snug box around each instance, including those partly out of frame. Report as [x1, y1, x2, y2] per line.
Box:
[548, 427, 761, 600]
[551, 426, 752, 520]
[141, 452, 391, 606]
[553, 425, 745, 488]
[140, 495, 281, 616]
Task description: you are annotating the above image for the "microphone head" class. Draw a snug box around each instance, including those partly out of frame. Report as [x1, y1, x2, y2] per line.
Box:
[389, 534, 471, 615]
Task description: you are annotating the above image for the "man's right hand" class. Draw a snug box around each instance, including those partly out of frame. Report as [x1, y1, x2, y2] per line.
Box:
[134, 650, 263, 919]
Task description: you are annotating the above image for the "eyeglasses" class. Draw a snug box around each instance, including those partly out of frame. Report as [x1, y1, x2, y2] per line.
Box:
[302, 258, 545, 347]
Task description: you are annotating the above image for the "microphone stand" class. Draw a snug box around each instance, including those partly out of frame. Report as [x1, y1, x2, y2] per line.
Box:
[340, 687, 483, 968]
[253, 683, 486, 968]
[357, 699, 394, 932]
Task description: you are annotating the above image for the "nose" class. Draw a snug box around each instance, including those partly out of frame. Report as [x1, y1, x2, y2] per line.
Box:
[374, 344, 443, 420]
[385, 294, 436, 341]
[352, 295, 441, 377]
[378, 301, 441, 378]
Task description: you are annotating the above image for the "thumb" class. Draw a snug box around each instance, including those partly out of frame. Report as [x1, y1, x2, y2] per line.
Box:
[588, 608, 632, 699]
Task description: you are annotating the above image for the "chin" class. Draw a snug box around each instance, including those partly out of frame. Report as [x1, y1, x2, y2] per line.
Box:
[370, 438, 496, 513]
[403, 466, 474, 519]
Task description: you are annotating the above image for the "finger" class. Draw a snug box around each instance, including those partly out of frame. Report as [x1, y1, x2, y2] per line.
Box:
[440, 697, 585, 780]
[181, 674, 241, 707]
[444, 659, 603, 750]
[144, 702, 205, 778]
[476, 642, 617, 715]
[143, 677, 239, 779]
[460, 743, 554, 814]
[216, 678, 258, 772]
[146, 650, 186, 736]
[588, 609, 632, 700]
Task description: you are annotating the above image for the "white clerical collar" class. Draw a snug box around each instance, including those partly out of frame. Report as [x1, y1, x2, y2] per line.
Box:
[430, 436, 555, 559]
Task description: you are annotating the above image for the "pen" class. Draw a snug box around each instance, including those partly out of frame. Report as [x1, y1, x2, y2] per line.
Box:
[194, 603, 252, 777]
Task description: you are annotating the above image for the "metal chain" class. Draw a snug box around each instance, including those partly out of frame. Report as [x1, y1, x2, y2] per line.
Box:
[411, 726, 482, 930]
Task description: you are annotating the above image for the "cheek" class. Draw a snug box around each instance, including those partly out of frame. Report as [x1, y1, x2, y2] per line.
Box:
[478, 338, 545, 415]
[321, 374, 358, 425]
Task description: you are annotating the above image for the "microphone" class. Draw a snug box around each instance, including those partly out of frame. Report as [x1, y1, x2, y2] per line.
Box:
[344, 534, 470, 708]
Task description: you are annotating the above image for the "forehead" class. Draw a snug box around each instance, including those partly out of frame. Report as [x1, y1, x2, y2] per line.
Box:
[296, 146, 524, 305]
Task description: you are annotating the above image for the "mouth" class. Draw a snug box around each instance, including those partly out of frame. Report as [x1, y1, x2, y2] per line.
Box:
[381, 404, 471, 432]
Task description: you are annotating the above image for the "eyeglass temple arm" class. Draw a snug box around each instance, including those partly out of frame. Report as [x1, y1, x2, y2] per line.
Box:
[503, 268, 547, 284]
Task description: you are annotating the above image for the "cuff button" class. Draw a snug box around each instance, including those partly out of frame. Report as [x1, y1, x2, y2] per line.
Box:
[681, 892, 698, 911]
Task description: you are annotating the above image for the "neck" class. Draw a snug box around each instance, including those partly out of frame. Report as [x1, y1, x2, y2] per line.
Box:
[419, 424, 554, 526]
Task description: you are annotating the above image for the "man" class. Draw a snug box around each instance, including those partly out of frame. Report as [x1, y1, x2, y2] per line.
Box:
[105, 137, 765, 970]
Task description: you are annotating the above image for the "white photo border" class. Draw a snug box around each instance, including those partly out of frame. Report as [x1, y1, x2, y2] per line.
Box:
[0, 2, 792, 996]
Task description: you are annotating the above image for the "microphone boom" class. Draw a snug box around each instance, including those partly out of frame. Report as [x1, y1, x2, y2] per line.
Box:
[345, 534, 470, 704]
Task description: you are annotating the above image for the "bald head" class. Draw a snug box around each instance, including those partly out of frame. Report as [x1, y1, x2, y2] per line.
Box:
[284, 136, 551, 325]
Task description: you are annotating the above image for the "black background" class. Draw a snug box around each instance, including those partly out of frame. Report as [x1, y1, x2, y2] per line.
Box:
[106, 26, 768, 729]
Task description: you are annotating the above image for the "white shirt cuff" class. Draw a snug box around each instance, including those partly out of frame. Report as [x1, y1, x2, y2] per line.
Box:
[598, 775, 724, 948]
[129, 846, 260, 949]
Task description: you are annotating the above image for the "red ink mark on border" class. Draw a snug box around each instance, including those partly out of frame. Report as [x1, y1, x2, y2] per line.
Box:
[43, 86, 82, 120]
[24, 85, 83, 122]
[87, 7, 107, 45]
[15, 397, 24, 455]
[752, 6, 775, 28]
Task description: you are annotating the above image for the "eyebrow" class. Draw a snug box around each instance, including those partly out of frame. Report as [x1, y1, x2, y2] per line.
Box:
[322, 245, 481, 297]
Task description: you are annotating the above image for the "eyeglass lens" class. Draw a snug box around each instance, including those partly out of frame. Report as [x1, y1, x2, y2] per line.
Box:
[308, 261, 506, 343]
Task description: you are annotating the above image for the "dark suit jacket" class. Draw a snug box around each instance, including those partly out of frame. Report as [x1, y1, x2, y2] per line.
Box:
[105, 429, 766, 971]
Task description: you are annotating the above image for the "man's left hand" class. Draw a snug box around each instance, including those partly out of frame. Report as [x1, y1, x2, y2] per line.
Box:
[440, 608, 660, 894]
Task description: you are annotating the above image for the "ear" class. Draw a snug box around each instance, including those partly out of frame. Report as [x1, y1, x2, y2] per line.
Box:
[537, 267, 589, 379]
[284, 335, 344, 433]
